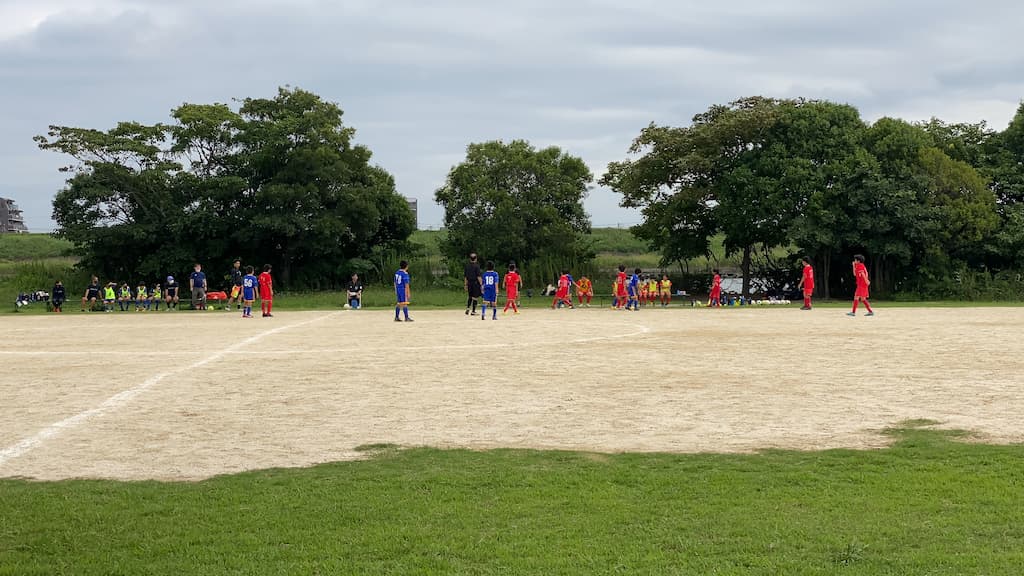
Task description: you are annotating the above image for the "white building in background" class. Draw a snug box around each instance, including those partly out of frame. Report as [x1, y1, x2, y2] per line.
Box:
[406, 197, 417, 230]
[0, 198, 28, 233]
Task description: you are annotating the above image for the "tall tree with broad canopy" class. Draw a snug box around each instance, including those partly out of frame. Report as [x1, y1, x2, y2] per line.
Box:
[604, 98, 998, 298]
[37, 87, 414, 288]
[435, 140, 593, 270]
[603, 97, 814, 296]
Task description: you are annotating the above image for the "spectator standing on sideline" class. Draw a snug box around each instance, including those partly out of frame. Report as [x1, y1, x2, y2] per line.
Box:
[346, 273, 364, 310]
[190, 263, 208, 310]
[464, 253, 482, 316]
[227, 259, 244, 311]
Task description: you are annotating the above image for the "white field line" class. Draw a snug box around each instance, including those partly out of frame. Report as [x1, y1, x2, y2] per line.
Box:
[0, 323, 653, 356]
[0, 313, 341, 467]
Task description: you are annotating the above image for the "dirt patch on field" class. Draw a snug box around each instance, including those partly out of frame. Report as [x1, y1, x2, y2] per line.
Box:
[2, 306, 1023, 480]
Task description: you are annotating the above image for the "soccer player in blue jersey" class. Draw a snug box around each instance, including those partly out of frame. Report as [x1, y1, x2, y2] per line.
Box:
[394, 260, 412, 322]
[480, 260, 500, 320]
[628, 268, 641, 311]
[241, 266, 258, 318]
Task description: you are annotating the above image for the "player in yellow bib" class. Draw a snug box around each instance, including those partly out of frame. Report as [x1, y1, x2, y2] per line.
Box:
[136, 282, 150, 311]
[659, 274, 672, 307]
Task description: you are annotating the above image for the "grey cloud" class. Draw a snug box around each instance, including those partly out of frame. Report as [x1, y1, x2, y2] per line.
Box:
[1, 0, 1023, 231]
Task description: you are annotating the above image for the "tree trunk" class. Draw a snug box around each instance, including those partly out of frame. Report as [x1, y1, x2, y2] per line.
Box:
[280, 251, 292, 288]
[741, 244, 752, 297]
[820, 254, 831, 300]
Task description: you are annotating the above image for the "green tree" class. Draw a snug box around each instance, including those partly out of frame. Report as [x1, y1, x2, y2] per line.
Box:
[861, 118, 997, 293]
[37, 87, 414, 288]
[983, 103, 1024, 268]
[603, 97, 813, 296]
[435, 140, 592, 273]
[601, 124, 716, 268]
[774, 100, 870, 299]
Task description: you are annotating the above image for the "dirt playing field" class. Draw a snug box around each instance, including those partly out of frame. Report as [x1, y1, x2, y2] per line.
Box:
[1, 305, 1023, 481]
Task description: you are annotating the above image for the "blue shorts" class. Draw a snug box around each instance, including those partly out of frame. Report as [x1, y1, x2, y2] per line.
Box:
[396, 290, 408, 304]
[483, 290, 497, 302]
[242, 289, 256, 301]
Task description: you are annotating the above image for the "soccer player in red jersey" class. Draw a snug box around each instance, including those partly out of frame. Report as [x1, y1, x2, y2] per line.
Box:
[708, 269, 722, 307]
[847, 254, 873, 316]
[614, 265, 628, 309]
[798, 257, 814, 310]
[258, 264, 274, 317]
[551, 269, 574, 309]
[503, 262, 521, 314]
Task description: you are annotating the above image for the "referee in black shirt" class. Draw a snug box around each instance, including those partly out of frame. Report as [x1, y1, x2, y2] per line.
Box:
[464, 252, 482, 315]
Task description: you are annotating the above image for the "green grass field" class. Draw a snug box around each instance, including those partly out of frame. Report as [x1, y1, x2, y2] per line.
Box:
[0, 233, 72, 261]
[2, 426, 1023, 574]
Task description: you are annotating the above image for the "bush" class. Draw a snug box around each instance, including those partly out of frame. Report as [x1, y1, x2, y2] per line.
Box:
[896, 266, 1024, 301]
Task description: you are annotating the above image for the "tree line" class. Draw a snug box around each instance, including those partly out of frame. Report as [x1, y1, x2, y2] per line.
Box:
[41, 88, 1024, 298]
[38, 87, 414, 289]
[601, 97, 1024, 299]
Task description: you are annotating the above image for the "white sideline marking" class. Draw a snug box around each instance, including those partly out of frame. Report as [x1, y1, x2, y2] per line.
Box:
[0, 323, 653, 356]
[0, 313, 341, 467]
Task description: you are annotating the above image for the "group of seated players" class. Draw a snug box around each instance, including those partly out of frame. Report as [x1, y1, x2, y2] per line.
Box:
[548, 266, 674, 310]
[69, 275, 183, 313]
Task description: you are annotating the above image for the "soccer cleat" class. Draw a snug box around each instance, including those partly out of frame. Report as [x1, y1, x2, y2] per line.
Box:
[481, 314, 485, 321]
[846, 312, 856, 317]
[394, 317, 402, 322]
[465, 309, 469, 315]
[404, 318, 414, 322]
[800, 306, 811, 310]
[865, 312, 874, 316]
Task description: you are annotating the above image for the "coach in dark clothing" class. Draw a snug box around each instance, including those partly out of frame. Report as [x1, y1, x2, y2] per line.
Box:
[52, 280, 66, 312]
[464, 253, 482, 315]
[346, 274, 363, 309]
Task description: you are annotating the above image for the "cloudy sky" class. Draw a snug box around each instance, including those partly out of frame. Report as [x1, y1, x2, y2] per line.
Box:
[2, 0, 1023, 232]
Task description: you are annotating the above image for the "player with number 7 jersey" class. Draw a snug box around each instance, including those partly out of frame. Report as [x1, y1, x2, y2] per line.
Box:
[394, 260, 412, 322]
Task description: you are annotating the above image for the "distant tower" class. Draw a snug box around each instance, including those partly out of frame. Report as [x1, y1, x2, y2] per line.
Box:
[0, 198, 28, 233]
[406, 197, 418, 230]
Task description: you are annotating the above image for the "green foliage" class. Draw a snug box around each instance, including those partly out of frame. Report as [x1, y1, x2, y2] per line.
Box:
[894, 265, 1024, 301]
[585, 227, 651, 254]
[435, 140, 593, 271]
[0, 234, 74, 261]
[605, 97, 1002, 299]
[0, 260, 83, 309]
[5, 429, 1024, 574]
[37, 87, 414, 290]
